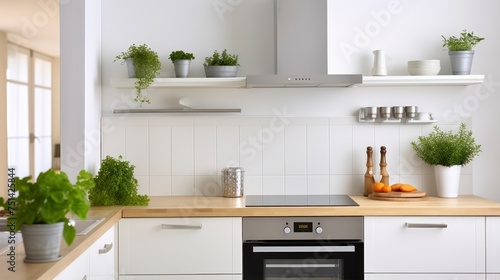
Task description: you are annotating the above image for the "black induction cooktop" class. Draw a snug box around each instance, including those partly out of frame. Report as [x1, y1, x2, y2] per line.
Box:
[245, 194, 359, 207]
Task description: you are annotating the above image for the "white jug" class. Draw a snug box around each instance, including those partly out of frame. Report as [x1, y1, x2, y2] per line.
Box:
[372, 50, 387, 76]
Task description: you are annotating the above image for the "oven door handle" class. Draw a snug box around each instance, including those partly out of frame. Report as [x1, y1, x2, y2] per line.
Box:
[253, 245, 355, 253]
[266, 263, 339, 269]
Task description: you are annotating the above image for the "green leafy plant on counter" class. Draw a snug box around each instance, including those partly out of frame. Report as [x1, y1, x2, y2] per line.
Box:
[89, 155, 149, 206]
[168, 50, 195, 62]
[114, 43, 161, 105]
[204, 49, 239, 66]
[411, 123, 481, 167]
[442, 29, 485, 51]
[0, 169, 95, 246]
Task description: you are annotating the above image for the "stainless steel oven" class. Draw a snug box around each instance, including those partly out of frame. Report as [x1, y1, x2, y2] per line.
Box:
[242, 216, 364, 280]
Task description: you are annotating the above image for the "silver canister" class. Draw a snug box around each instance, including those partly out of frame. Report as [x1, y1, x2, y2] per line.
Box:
[221, 167, 244, 198]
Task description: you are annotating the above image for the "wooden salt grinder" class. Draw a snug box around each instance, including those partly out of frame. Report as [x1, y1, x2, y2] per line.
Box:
[364, 146, 375, 196]
[380, 146, 390, 186]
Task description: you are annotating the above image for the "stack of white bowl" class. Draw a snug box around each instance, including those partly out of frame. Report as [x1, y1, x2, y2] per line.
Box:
[407, 60, 441, 75]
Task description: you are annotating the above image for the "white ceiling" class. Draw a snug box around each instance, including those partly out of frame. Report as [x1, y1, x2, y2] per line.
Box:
[0, 0, 60, 57]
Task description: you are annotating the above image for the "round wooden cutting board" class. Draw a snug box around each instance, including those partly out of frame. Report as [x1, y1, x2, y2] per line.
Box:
[368, 191, 428, 201]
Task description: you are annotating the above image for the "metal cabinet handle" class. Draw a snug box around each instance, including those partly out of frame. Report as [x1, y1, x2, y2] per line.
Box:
[82, 275, 87, 280]
[161, 224, 202, 230]
[405, 223, 448, 228]
[98, 243, 113, 254]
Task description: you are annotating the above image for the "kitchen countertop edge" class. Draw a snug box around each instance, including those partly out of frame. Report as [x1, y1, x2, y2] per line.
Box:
[121, 195, 500, 217]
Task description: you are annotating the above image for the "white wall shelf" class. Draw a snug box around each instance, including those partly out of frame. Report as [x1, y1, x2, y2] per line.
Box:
[111, 77, 247, 88]
[358, 75, 484, 87]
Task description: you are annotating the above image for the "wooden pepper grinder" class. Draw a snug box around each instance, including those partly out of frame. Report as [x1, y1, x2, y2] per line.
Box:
[364, 146, 375, 196]
[380, 146, 390, 186]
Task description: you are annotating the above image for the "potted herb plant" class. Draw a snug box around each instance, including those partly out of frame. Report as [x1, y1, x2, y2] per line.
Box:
[411, 123, 481, 198]
[203, 49, 240, 78]
[0, 169, 94, 262]
[442, 29, 484, 75]
[169, 50, 195, 78]
[115, 44, 161, 105]
[89, 155, 149, 206]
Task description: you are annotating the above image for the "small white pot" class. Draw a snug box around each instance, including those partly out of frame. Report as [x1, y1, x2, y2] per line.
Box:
[434, 165, 461, 198]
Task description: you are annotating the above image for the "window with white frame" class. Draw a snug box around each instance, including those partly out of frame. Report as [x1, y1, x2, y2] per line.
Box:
[7, 44, 52, 178]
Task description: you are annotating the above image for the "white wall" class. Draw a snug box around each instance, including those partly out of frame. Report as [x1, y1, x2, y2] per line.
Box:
[100, 0, 500, 200]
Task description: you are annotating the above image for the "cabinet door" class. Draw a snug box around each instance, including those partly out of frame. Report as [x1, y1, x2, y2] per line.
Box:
[365, 216, 485, 273]
[54, 250, 89, 280]
[119, 217, 241, 275]
[487, 217, 500, 273]
[89, 225, 116, 279]
[487, 275, 500, 280]
[365, 274, 485, 280]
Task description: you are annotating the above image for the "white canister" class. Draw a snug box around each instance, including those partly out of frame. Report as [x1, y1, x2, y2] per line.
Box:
[221, 167, 244, 198]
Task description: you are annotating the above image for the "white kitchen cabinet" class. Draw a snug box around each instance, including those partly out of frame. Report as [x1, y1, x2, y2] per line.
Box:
[487, 217, 500, 273]
[365, 216, 485, 274]
[54, 249, 89, 280]
[488, 276, 500, 280]
[89, 225, 116, 279]
[119, 217, 242, 278]
[55, 225, 116, 280]
[365, 274, 485, 280]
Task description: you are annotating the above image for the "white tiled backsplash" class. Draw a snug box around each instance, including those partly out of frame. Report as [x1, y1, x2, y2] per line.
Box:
[101, 116, 472, 197]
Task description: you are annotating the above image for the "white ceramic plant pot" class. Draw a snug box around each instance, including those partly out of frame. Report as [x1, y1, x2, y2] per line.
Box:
[434, 165, 461, 198]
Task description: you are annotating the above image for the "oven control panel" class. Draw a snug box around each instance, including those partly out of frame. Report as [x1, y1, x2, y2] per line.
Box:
[283, 222, 323, 235]
[243, 216, 363, 241]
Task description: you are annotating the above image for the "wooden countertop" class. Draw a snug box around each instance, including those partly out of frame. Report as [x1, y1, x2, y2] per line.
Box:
[3, 195, 500, 279]
[0, 206, 122, 280]
[122, 195, 500, 217]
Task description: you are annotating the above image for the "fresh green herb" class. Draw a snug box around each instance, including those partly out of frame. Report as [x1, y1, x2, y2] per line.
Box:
[411, 123, 481, 167]
[89, 156, 149, 206]
[115, 44, 161, 105]
[204, 49, 239, 66]
[1, 169, 95, 246]
[442, 29, 484, 51]
[169, 50, 195, 62]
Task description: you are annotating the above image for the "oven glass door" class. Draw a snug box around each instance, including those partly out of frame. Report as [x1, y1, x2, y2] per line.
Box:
[243, 241, 363, 280]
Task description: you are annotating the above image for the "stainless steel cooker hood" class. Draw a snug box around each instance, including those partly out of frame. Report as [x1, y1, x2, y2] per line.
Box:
[246, 0, 362, 88]
[246, 74, 362, 88]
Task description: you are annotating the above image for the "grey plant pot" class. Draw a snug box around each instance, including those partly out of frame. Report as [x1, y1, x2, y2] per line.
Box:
[21, 222, 64, 262]
[204, 65, 239, 78]
[173, 59, 192, 78]
[126, 58, 135, 78]
[448, 51, 474, 75]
